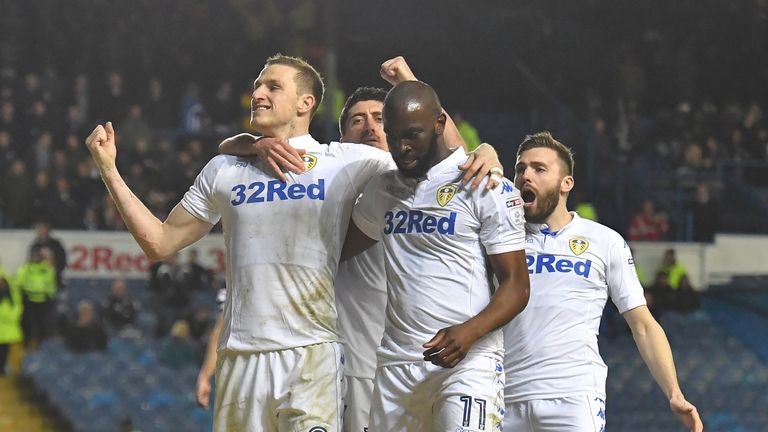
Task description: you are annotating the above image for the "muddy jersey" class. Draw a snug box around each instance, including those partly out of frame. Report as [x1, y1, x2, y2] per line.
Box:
[181, 134, 394, 352]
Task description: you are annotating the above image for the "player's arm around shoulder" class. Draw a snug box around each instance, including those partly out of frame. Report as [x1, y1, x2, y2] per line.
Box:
[218, 134, 306, 182]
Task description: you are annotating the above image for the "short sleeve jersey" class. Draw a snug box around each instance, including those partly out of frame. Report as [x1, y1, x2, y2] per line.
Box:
[503, 213, 646, 402]
[334, 243, 386, 379]
[352, 148, 526, 365]
[181, 134, 394, 352]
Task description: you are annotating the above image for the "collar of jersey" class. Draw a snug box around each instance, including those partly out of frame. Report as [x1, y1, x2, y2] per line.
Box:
[287, 134, 321, 151]
[423, 147, 467, 181]
[525, 211, 581, 237]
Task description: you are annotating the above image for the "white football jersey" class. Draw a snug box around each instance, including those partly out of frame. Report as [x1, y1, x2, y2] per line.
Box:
[352, 148, 526, 365]
[181, 134, 394, 352]
[503, 213, 646, 402]
[334, 243, 386, 379]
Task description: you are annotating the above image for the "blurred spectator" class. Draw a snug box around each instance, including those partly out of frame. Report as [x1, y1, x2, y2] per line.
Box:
[680, 141, 704, 172]
[72, 74, 90, 125]
[70, 159, 102, 211]
[26, 101, 51, 140]
[143, 77, 175, 129]
[701, 135, 729, 169]
[29, 220, 67, 287]
[0, 274, 23, 375]
[2, 160, 35, 228]
[674, 275, 700, 313]
[30, 131, 54, 174]
[119, 104, 153, 153]
[16, 247, 57, 348]
[453, 112, 481, 152]
[208, 81, 239, 132]
[100, 71, 128, 122]
[179, 82, 206, 132]
[186, 306, 212, 343]
[49, 177, 81, 229]
[181, 249, 212, 292]
[645, 271, 673, 317]
[101, 279, 139, 331]
[0, 101, 24, 142]
[64, 300, 107, 353]
[63, 133, 88, 164]
[689, 182, 721, 242]
[628, 199, 669, 241]
[30, 171, 56, 219]
[0, 130, 19, 172]
[658, 249, 688, 290]
[150, 254, 190, 335]
[64, 105, 88, 138]
[158, 320, 197, 370]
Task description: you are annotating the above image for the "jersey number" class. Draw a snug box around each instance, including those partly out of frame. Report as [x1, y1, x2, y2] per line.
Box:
[459, 396, 487, 430]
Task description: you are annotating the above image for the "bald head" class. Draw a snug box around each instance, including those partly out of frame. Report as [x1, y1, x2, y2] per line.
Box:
[382, 81, 450, 178]
[383, 81, 442, 121]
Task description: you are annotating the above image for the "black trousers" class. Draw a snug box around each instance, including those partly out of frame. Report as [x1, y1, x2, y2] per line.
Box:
[21, 299, 53, 345]
[0, 344, 9, 375]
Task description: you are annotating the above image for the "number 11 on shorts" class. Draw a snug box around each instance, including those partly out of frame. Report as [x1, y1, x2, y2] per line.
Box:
[459, 395, 487, 430]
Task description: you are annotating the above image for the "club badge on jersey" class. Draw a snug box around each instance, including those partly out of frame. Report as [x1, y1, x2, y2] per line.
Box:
[302, 154, 317, 172]
[569, 237, 589, 255]
[437, 184, 457, 207]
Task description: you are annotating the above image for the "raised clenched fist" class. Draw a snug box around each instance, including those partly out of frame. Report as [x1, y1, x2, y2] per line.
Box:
[85, 122, 118, 172]
[380, 56, 418, 86]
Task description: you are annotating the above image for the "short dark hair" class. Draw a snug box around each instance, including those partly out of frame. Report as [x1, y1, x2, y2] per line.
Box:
[265, 54, 325, 117]
[338, 87, 387, 135]
[517, 131, 574, 176]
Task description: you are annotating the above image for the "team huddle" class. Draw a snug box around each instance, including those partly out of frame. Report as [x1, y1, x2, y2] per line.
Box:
[85, 55, 703, 431]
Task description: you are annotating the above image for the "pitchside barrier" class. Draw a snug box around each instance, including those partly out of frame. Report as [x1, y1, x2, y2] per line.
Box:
[0, 230, 766, 288]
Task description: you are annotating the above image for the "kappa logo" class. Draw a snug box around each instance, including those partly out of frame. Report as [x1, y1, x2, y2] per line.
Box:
[569, 237, 589, 255]
[437, 184, 457, 207]
[302, 154, 318, 172]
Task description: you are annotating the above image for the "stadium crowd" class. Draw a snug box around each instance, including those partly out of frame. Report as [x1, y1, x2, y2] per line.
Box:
[1, 1, 766, 240]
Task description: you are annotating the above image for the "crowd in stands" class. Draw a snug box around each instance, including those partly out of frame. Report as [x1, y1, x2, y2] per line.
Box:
[0, 4, 766, 240]
[0, 223, 219, 375]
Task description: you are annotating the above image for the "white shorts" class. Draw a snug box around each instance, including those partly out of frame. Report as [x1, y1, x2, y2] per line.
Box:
[369, 355, 505, 432]
[214, 342, 346, 432]
[343, 376, 374, 432]
[503, 395, 606, 432]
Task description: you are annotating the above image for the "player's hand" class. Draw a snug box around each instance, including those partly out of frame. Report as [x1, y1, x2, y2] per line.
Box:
[380, 56, 418, 86]
[220, 135, 306, 182]
[669, 394, 703, 432]
[195, 373, 212, 409]
[84, 122, 118, 173]
[458, 143, 504, 191]
[422, 323, 480, 368]
[254, 137, 307, 182]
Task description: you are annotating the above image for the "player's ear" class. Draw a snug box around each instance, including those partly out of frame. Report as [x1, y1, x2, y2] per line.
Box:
[561, 175, 574, 194]
[434, 112, 447, 136]
[297, 93, 315, 116]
